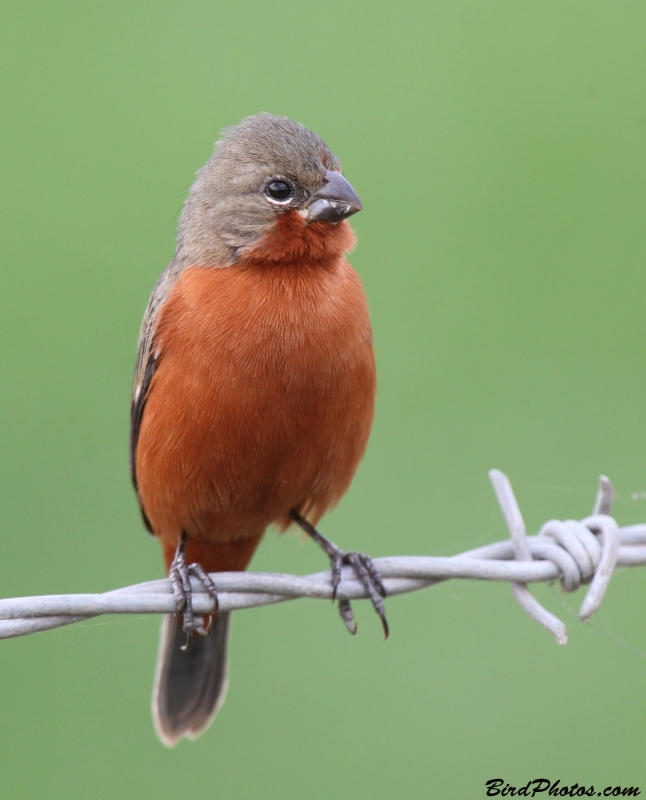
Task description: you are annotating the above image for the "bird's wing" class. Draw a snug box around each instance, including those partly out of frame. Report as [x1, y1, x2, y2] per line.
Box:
[130, 261, 185, 530]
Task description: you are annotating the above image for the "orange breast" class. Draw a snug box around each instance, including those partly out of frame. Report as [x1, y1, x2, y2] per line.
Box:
[135, 238, 375, 565]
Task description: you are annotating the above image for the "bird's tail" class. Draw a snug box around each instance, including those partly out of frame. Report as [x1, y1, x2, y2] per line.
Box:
[152, 611, 231, 747]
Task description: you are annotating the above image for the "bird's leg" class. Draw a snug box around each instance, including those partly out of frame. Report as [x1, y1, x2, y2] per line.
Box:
[168, 531, 220, 650]
[289, 510, 389, 639]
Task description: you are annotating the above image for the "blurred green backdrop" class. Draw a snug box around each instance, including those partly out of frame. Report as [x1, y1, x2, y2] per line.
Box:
[1, 1, 645, 797]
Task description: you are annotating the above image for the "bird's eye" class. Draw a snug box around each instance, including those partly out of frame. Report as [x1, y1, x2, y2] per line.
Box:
[266, 180, 294, 203]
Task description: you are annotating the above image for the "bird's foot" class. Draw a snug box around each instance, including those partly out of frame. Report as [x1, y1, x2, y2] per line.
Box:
[289, 510, 388, 639]
[169, 531, 219, 650]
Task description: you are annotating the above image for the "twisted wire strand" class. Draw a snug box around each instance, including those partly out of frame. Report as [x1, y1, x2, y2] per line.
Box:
[1, 470, 644, 643]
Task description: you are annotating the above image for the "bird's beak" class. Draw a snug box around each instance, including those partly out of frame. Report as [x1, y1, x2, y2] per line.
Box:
[306, 170, 363, 223]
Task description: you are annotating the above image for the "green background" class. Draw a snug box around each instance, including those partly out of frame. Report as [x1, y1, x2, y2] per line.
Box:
[1, 1, 645, 797]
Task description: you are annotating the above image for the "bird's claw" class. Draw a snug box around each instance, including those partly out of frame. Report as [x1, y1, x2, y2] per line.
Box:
[336, 550, 389, 639]
[338, 598, 357, 635]
[288, 510, 389, 639]
[169, 533, 219, 650]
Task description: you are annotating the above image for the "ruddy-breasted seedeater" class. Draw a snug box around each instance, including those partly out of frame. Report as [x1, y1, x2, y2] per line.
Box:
[130, 114, 385, 746]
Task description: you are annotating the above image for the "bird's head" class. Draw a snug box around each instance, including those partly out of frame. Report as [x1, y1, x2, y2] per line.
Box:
[175, 114, 362, 267]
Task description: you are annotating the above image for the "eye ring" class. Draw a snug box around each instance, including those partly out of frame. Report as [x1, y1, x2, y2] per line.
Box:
[265, 179, 294, 203]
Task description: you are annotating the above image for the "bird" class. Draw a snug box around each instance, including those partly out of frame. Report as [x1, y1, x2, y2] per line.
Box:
[130, 113, 387, 747]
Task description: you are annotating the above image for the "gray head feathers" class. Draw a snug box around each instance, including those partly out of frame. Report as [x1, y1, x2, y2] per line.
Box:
[174, 114, 342, 268]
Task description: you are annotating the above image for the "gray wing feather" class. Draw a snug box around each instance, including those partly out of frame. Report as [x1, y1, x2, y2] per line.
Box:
[130, 261, 187, 525]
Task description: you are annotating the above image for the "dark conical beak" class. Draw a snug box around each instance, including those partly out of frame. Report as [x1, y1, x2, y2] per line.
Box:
[306, 170, 363, 223]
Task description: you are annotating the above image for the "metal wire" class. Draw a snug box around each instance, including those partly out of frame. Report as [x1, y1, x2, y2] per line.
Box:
[1, 470, 644, 644]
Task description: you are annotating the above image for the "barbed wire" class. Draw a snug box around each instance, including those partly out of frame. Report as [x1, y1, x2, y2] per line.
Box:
[1, 470, 645, 644]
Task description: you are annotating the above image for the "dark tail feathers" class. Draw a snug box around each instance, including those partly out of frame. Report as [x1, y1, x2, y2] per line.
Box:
[152, 612, 230, 746]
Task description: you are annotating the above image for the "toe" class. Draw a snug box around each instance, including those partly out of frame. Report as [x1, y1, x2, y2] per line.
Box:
[338, 599, 357, 635]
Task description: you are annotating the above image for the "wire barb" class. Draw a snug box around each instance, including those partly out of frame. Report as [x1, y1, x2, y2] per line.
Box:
[490, 469, 568, 644]
[0, 471, 644, 644]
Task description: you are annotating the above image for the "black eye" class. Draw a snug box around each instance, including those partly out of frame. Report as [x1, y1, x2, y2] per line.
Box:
[266, 180, 293, 202]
